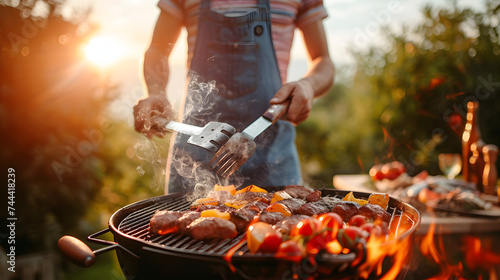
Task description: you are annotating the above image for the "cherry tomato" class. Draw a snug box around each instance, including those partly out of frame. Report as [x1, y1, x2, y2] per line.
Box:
[276, 240, 303, 263]
[381, 163, 399, 180]
[391, 161, 406, 175]
[306, 234, 327, 255]
[369, 164, 384, 181]
[338, 226, 367, 249]
[259, 231, 283, 253]
[348, 215, 367, 227]
[360, 222, 374, 234]
[318, 213, 343, 230]
[291, 218, 322, 237]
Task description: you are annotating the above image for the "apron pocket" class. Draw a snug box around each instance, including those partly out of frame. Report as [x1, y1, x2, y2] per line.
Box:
[206, 42, 258, 99]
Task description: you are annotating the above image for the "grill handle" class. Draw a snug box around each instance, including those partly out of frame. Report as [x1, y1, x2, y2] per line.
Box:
[58, 228, 138, 267]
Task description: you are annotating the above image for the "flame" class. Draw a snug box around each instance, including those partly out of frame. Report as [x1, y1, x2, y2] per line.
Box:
[357, 214, 415, 279]
[464, 236, 500, 274]
[420, 223, 466, 280]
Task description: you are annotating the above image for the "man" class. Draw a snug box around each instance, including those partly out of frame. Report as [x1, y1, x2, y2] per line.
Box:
[134, 0, 334, 194]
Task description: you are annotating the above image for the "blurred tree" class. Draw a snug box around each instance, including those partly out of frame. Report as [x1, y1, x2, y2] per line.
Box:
[0, 0, 109, 255]
[297, 0, 500, 184]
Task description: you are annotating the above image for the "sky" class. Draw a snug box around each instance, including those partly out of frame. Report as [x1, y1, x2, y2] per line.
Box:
[77, 0, 485, 120]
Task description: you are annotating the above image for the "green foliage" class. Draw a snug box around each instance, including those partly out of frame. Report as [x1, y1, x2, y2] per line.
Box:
[0, 2, 107, 254]
[298, 1, 500, 184]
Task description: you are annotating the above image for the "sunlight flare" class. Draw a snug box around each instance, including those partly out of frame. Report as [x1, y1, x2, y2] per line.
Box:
[83, 36, 125, 67]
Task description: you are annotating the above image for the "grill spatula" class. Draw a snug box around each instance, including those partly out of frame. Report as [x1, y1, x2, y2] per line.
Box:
[152, 116, 236, 153]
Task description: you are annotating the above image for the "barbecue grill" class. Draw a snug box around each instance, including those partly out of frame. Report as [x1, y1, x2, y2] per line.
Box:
[58, 188, 421, 280]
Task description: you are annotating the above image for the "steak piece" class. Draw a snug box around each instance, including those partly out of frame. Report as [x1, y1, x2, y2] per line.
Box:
[318, 196, 341, 209]
[230, 208, 258, 232]
[194, 204, 234, 213]
[306, 190, 322, 202]
[296, 202, 331, 216]
[149, 210, 183, 235]
[358, 203, 391, 223]
[331, 201, 360, 222]
[242, 199, 269, 212]
[273, 215, 310, 235]
[284, 185, 314, 199]
[279, 198, 306, 214]
[177, 211, 201, 234]
[258, 211, 285, 225]
[234, 191, 273, 203]
[188, 217, 237, 240]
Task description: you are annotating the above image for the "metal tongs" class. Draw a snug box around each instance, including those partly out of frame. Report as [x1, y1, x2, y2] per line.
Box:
[210, 100, 291, 177]
[153, 116, 236, 153]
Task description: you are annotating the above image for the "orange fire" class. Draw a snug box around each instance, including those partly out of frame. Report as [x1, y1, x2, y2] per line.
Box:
[357, 214, 415, 279]
[419, 222, 500, 280]
[463, 236, 500, 278]
[420, 223, 466, 280]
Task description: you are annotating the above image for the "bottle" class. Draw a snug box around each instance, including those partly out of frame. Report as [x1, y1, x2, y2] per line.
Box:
[461, 101, 481, 182]
[469, 140, 485, 191]
[482, 144, 498, 195]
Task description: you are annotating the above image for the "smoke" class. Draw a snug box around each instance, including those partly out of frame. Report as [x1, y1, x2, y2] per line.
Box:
[182, 72, 221, 124]
[133, 138, 167, 191]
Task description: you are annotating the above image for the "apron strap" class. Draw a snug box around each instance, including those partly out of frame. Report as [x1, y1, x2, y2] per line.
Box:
[257, 0, 270, 9]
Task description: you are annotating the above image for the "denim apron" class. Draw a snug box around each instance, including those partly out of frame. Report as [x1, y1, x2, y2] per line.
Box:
[167, 0, 301, 193]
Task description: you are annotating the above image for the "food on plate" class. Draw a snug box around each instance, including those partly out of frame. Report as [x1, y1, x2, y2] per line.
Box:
[368, 161, 417, 192]
[400, 176, 493, 213]
[369, 161, 406, 181]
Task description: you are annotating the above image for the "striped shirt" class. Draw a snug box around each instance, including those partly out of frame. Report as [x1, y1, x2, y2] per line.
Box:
[157, 0, 328, 82]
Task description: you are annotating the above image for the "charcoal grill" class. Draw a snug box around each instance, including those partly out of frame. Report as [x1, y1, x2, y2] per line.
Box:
[58, 188, 421, 280]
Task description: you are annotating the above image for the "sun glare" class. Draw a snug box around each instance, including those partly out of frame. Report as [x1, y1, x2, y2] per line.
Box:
[83, 36, 124, 67]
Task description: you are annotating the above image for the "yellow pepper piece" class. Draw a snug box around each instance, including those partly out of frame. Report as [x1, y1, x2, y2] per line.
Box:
[214, 184, 236, 195]
[368, 193, 390, 210]
[235, 185, 268, 195]
[343, 192, 368, 206]
[270, 191, 292, 204]
[224, 200, 247, 209]
[201, 209, 231, 220]
[192, 197, 219, 207]
[266, 203, 292, 217]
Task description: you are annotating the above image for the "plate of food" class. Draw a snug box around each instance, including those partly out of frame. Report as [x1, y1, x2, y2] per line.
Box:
[398, 176, 500, 218]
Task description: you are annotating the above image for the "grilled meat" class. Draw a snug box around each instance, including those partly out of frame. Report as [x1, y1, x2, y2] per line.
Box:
[230, 208, 258, 232]
[331, 201, 360, 222]
[279, 198, 306, 214]
[306, 190, 322, 202]
[273, 215, 310, 235]
[187, 217, 237, 240]
[242, 199, 269, 212]
[258, 211, 285, 225]
[234, 191, 273, 203]
[177, 211, 201, 234]
[194, 204, 234, 213]
[296, 202, 331, 216]
[283, 185, 314, 199]
[358, 203, 391, 223]
[149, 210, 183, 235]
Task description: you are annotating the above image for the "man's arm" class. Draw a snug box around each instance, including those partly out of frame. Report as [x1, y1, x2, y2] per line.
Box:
[271, 20, 334, 125]
[134, 11, 183, 138]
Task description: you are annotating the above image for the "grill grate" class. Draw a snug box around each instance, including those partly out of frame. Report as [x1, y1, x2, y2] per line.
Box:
[117, 191, 411, 257]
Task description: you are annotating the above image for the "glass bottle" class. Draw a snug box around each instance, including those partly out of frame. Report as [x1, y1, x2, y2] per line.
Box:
[482, 145, 498, 195]
[461, 101, 481, 182]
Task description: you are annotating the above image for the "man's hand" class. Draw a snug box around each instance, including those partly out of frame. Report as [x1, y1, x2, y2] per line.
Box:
[133, 94, 174, 138]
[270, 80, 314, 126]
